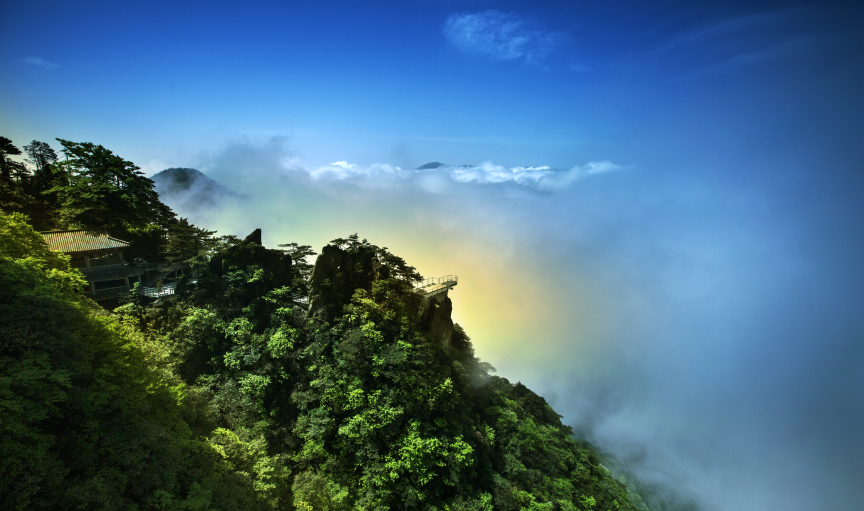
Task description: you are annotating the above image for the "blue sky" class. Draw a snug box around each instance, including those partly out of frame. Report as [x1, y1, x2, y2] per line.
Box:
[6, 0, 858, 171]
[2, 1, 863, 509]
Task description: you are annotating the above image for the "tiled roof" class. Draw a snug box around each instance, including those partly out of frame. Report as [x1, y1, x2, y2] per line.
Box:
[40, 230, 130, 254]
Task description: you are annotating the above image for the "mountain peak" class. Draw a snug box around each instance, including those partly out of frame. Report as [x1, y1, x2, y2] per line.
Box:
[151, 167, 239, 213]
[417, 162, 445, 170]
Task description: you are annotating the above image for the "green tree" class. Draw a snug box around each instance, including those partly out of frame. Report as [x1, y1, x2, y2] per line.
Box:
[48, 139, 175, 233]
[23, 140, 57, 194]
[278, 242, 317, 294]
[211, 234, 242, 253]
[0, 136, 22, 184]
[165, 217, 217, 263]
[0, 137, 54, 229]
[0, 212, 86, 293]
[329, 233, 422, 283]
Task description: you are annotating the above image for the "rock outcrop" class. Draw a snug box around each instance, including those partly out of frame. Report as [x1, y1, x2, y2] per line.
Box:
[307, 244, 386, 321]
[417, 292, 455, 350]
[208, 228, 293, 289]
[308, 243, 456, 347]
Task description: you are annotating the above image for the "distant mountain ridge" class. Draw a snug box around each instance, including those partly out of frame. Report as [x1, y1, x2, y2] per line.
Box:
[151, 167, 239, 213]
[417, 162, 479, 170]
[417, 162, 445, 169]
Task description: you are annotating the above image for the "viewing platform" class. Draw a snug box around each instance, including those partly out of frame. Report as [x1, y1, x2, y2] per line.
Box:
[414, 275, 458, 299]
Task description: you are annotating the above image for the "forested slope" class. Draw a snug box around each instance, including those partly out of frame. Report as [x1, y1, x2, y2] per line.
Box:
[1, 212, 637, 510]
[1, 137, 645, 510]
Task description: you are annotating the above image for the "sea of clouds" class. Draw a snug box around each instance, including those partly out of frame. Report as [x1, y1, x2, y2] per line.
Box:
[306, 159, 621, 193]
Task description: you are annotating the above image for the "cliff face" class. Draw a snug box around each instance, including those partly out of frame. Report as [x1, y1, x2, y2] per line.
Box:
[307, 244, 456, 347]
[417, 292, 455, 350]
[307, 244, 384, 321]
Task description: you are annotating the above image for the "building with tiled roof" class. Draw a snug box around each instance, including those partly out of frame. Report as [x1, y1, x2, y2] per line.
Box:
[40, 229, 145, 301]
[41, 230, 131, 254]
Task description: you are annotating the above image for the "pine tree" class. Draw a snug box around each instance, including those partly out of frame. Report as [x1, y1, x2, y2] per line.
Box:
[164, 217, 217, 262]
[23, 141, 57, 194]
[0, 137, 22, 184]
[48, 139, 175, 233]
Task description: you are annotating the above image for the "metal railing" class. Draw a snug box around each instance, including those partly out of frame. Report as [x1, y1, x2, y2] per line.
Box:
[414, 275, 458, 299]
[414, 275, 458, 289]
[139, 282, 177, 297]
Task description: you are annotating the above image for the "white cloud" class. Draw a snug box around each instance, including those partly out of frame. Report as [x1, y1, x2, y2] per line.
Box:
[305, 159, 622, 192]
[448, 162, 551, 185]
[21, 56, 59, 70]
[534, 161, 622, 192]
[310, 161, 414, 180]
[443, 10, 564, 64]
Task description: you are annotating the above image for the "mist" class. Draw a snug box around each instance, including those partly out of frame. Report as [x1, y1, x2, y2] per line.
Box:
[156, 133, 864, 511]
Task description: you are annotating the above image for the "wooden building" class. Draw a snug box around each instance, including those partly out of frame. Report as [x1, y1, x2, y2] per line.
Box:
[40, 230, 145, 301]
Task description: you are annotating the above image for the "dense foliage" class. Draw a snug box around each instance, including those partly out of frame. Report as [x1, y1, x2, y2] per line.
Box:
[1, 136, 662, 510]
[0, 213, 265, 509]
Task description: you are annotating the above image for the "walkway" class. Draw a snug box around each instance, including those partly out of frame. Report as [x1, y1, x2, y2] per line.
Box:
[414, 275, 458, 299]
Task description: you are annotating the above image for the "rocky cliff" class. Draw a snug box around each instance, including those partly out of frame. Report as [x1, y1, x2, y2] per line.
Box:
[307, 243, 457, 348]
[208, 228, 293, 289]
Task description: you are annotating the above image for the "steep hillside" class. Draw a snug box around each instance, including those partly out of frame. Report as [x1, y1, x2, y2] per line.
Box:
[125, 232, 639, 509]
[3, 211, 641, 510]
